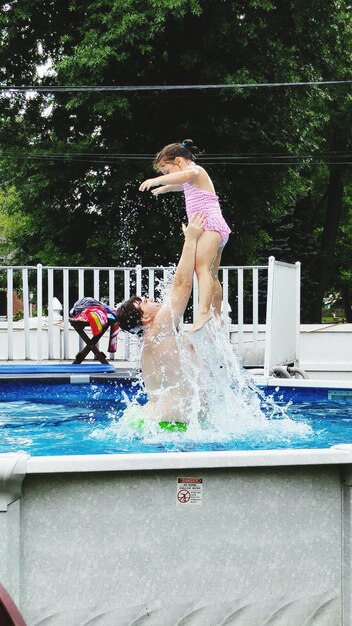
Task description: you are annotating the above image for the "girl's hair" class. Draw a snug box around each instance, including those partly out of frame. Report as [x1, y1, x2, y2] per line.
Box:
[153, 139, 202, 171]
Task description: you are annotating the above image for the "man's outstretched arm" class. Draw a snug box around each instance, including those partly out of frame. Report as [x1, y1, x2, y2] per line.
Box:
[169, 212, 204, 322]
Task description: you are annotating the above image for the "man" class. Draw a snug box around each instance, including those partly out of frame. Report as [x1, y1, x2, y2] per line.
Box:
[116, 213, 206, 424]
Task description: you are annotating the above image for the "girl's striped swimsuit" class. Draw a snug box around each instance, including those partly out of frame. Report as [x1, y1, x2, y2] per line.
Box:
[183, 182, 231, 247]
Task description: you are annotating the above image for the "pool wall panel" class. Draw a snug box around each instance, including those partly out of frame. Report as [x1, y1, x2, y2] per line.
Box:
[0, 500, 21, 606]
[18, 467, 342, 626]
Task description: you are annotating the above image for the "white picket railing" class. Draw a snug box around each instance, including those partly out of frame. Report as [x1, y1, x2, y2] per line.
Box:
[0, 258, 300, 370]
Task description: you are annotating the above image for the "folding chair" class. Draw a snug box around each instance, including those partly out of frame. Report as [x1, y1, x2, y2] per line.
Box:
[69, 297, 120, 365]
[0, 583, 27, 626]
[69, 319, 111, 364]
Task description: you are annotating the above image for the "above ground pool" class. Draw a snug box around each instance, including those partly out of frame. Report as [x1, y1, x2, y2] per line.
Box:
[0, 379, 352, 456]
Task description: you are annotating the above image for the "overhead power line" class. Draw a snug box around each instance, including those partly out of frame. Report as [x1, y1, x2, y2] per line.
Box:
[1, 80, 352, 93]
[2, 150, 352, 157]
[1, 151, 352, 166]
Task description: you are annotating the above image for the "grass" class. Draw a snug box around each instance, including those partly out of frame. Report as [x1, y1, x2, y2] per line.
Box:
[322, 316, 346, 323]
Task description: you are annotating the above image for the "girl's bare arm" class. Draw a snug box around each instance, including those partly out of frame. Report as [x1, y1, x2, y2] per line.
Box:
[151, 184, 183, 195]
[139, 167, 198, 191]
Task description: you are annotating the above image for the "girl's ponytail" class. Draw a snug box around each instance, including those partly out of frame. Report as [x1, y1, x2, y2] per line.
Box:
[180, 139, 202, 159]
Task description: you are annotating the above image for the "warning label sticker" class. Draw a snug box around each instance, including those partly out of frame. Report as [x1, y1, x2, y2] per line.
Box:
[176, 477, 203, 506]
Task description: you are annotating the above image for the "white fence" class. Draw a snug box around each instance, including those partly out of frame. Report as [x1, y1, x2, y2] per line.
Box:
[264, 256, 301, 376]
[0, 257, 300, 371]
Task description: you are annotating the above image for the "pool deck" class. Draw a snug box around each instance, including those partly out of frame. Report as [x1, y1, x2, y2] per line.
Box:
[0, 359, 138, 381]
[0, 359, 352, 390]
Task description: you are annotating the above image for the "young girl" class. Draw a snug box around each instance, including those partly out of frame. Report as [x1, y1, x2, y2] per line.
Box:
[139, 139, 231, 331]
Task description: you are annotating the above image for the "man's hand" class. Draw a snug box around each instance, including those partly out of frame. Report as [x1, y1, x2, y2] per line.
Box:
[182, 212, 205, 241]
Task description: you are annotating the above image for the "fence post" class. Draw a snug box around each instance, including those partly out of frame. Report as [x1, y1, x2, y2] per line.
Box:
[93, 269, 100, 301]
[237, 268, 244, 349]
[7, 268, 13, 361]
[63, 268, 70, 360]
[295, 261, 301, 366]
[123, 269, 131, 361]
[22, 269, 30, 360]
[77, 269, 85, 352]
[47, 268, 54, 360]
[136, 265, 142, 297]
[148, 269, 155, 301]
[264, 256, 275, 377]
[109, 269, 115, 308]
[252, 267, 259, 350]
[36, 264, 43, 361]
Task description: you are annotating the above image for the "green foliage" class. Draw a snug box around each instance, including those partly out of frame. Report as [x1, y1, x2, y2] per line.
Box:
[0, 0, 352, 320]
[0, 186, 30, 260]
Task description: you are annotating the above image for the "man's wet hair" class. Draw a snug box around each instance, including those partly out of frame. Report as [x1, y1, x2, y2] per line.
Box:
[116, 296, 144, 336]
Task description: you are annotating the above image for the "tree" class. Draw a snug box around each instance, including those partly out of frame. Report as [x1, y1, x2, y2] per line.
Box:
[1, 0, 351, 319]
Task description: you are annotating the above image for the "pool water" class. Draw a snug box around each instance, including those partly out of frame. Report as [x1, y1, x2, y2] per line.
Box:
[0, 381, 352, 456]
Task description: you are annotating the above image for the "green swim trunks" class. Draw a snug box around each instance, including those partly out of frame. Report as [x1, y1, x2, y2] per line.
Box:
[129, 416, 187, 432]
[159, 421, 188, 432]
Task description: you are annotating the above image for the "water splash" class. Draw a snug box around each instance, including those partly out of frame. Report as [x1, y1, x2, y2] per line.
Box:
[111, 316, 312, 447]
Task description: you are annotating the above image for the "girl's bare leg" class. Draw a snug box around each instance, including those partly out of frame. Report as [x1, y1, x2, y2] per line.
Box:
[211, 248, 223, 318]
[193, 230, 222, 331]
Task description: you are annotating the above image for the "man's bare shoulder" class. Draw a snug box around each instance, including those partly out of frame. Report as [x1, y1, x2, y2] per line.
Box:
[146, 302, 174, 335]
[154, 302, 172, 324]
